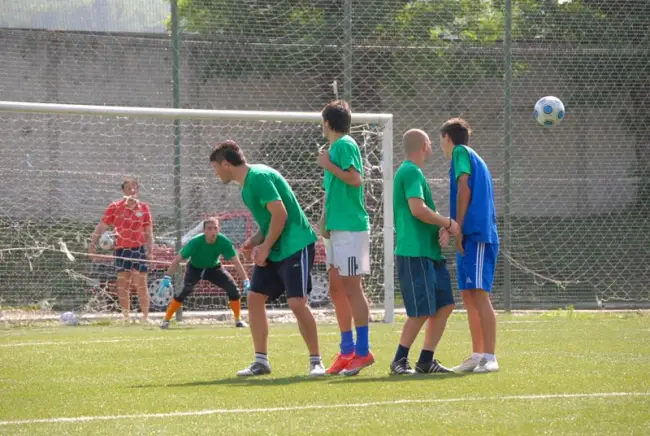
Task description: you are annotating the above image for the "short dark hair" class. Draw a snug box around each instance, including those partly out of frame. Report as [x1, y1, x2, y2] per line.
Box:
[121, 178, 138, 190]
[440, 118, 472, 146]
[203, 218, 218, 229]
[322, 100, 352, 134]
[209, 140, 246, 166]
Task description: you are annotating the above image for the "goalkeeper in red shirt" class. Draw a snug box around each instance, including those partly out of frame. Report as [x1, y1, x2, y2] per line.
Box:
[89, 178, 154, 323]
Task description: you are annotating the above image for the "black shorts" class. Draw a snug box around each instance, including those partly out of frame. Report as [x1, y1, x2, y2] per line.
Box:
[250, 243, 315, 301]
[176, 263, 240, 303]
[114, 246, 147, 273]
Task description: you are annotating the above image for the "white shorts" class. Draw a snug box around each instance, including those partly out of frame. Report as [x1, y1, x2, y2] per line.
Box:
[325, 231, 370, 277]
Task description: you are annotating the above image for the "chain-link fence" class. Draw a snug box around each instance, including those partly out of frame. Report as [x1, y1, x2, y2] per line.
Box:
[1, 0, 649, 314]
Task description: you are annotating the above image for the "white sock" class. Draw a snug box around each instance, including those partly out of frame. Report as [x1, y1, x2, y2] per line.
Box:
[472, 352, 483, 361]
[483, 353, 496, 362]
[310, 355, 322, 364]
[255, 353, 269, 366]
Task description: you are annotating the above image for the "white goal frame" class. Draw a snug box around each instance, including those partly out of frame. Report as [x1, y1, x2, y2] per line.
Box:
[0, 100, 396, 323]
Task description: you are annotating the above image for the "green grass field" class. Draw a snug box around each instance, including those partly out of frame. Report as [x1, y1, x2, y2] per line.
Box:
[1, 312, 649, 435]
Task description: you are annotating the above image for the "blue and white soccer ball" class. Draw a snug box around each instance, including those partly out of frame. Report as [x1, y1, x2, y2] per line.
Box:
[533, 96, 565, 127]
[60, 311, 79, 326]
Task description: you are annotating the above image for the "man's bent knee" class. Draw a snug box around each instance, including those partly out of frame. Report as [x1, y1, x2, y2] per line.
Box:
[435, 304, 455, 318]
[287, 297, 309, 312]
[340, 275, 363, 292]
[247, 291, 268, 305]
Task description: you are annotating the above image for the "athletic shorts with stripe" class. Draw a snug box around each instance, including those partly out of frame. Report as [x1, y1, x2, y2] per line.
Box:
[396, 256, 455, 318]
[325, 231, 370, 276]
[250, 243, 315, 301]
[456, 240, 499, 293]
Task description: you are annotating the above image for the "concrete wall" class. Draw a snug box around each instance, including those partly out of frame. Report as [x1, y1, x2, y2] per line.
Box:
[0, 29, 640, 226]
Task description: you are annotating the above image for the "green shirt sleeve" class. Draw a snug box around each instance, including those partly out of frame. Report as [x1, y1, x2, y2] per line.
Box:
[332, 141, 362, 173]
[218, 234, 237, 261]
[179, 237, 195, 259]
[452, 146, 472, 180]
[254, 174, 282, 207]
[403, 166, 425, 200]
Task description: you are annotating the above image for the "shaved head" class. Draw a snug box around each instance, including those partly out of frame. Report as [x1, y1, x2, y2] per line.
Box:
[403, 129, 430, 154]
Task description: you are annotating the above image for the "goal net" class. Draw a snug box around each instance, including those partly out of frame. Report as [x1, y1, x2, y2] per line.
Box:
[0, 101, 394, 322]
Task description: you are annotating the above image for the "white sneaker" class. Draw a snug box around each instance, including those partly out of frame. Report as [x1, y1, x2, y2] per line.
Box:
[237, 361, 271, 376]
[452, 356, 480, 373]
[473, 358, 499, 373]
[309, 360, 326, 377]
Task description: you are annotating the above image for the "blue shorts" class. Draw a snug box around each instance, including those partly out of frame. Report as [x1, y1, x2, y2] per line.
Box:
[114, 246, 148, 273]
[397, 256, 455, 318]
[456, 240, 498, 292]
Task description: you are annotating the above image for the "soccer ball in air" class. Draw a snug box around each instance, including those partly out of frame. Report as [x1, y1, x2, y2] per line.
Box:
[533, 96, 565, 127]
[98, 231, 115, 250]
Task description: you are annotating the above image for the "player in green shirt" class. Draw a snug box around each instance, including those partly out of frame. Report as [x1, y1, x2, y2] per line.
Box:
[317, 100, 373, 376]
[390, 129, 460, 375]
[157, 218, 249, 329]
[209, 140, 325, 377]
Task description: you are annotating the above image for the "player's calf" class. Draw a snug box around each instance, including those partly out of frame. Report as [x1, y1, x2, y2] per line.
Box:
[328, 231, 372, 361]
[287, 297, 325, 376]
[327, 265, 355, 358]
[453, 242, 499, 373]
[237, 291, 272, 376]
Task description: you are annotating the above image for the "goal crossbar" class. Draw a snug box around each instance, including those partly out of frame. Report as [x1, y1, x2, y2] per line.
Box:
[0, 100, 396, 323]
[0, 101, 393, 125]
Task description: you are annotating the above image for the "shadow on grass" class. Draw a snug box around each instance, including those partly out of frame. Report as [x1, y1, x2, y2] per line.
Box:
[327, 372, 464, 384]
[131, 372, 465, 389]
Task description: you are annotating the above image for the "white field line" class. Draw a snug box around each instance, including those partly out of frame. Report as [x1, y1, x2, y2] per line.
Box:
[0, 332, 339, 348]
[0, 392, 647, 426]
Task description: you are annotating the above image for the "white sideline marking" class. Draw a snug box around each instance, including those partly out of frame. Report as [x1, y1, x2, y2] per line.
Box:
[0, 392, 647, 426]
[0, 332, 338, 348]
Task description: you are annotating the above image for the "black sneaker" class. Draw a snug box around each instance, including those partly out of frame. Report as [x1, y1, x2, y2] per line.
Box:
[415, 359, 453, 374]
[390, 357, 416, 375]
[236, 361, 271, 376]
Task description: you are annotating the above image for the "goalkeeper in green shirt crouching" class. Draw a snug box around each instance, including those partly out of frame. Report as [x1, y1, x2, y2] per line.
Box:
[158, 218, 250, 329]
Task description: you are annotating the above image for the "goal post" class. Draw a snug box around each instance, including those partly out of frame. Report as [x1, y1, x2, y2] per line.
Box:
[0, 100, 395, 322]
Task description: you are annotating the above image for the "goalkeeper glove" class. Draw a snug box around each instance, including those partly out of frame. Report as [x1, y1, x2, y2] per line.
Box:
[158, 275, 172, 297]
[243, 279, 251, 296]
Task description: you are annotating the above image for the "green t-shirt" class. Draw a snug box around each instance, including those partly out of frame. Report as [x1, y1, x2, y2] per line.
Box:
[393, 160, 444, 261]
[241, 164, 317, 262]
[323, 135, 370, 232]
[180, 233, 237, 268]
[452, 145, 472, 180]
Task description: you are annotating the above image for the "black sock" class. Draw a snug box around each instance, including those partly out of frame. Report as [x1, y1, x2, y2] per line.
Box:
[418, 349, 434, 364]
[394, 344, 410, 362]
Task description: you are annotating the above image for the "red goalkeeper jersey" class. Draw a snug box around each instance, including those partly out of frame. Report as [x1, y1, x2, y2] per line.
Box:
[101, 199, 152, 249]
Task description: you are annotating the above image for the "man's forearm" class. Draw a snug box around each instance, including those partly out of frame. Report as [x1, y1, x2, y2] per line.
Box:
[251, 230, 264, 246]
[89, 223, 106, 250]
[166, 260, 179, 276]
[414, 206, 452, 229]
[263, 213, 287, 249]
[166, 254, 184, 275]
[145, 230, 153, 256]
[325, 162, 361, 187]
[233, 257, 248, 281]
[456, 184, 471, 229]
